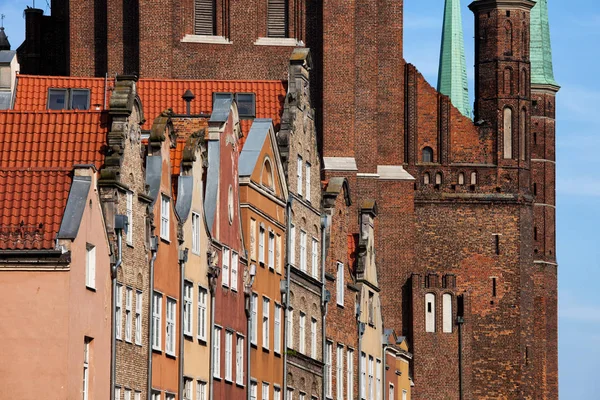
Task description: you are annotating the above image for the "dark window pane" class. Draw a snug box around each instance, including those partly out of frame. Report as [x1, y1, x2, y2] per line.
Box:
[236, 93, 256, 118]
[71, 89, 90, 110]
[48, 89, 67, 110]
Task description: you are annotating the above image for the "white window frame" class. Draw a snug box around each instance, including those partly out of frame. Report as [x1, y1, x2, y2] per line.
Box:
[263, 297, 270, 350]
[326, 341, 333, 397]
[297, 155, 303, 196]
[198, 286, 208, 341]
[274, 303, 281, 354]
[376, 359, 382, 400]
[151, 390, 161, 400]
[160, 195, 170, 241]
[184, 281, 193, 337]
[125, 389, 131, 400]
[83, 337, 91, 400]
[231, 252, 239, 291]
[402, 389, 408, 400]
[299, 230, 307, 272]
[347, 349, 354, 400]
[225, 330, 233, 381]
[115, 387, 121, 400]
[259, 225, 265, 264]
[213, 326, 222, 378]
[197, 381, 207, 400]
[311, 238, 318, 278]
[276, 234, 282, 273]
[192, 212, 200, 254]
[152, 292, 162, 350]
[125, 287, 133, 343]
[250, 381, 258, 400]
[299, 312, 306, 354]
[86, 244, 96, 289]
[126, 191, 133, 246]
[290, 223, 296, 266]
[236, 335, 244, 385]
[251, 293, 258, 345]
[166, 297, 177, 356]
[183, 378, 192, 400]
[268, 230, 275, 269]
[360, 352, 366, 399]
[250, 218, 257, 260]
[305, 162, 311, 202]
[287, 307, 294, 349]
[165, 393, 175, 400]
[336, 262, 344, 306]
[425, 293, 435, 333]
[263, 382, 270, 400]
[116, 283, 123, 340]
[337, 344, 344, 400]
[222, 247, 230, 287]
[135, 290, 142, 346]
[368, 356, 374, 400]
[443, 293, 452, 333]
[310, 318, 317, 358]
[135, 391, 141, 400]
[389, 385, 395, 400]
[274, 386, 281, 400]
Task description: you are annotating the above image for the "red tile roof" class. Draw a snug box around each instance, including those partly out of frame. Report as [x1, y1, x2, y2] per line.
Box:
[0, 110, 108, 250]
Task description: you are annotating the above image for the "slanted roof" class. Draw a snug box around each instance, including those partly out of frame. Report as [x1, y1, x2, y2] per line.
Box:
[238, 119, 273, 177]
[0, 110, 108, 250]
[530, 0, 559, 87]
[0, 50, 16, 63]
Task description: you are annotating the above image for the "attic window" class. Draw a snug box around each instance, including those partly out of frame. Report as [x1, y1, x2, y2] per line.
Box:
[212, 92, 256, 118]
[47, 88, 90, 110]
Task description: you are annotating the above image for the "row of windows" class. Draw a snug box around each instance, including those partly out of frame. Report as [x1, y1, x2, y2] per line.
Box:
[151, 292, 177, 355]
[250, 218, 283, 273]
[249, 380, 283, 400]
[290, 221, 319, 278]
[423, 171, 478, 186]
[425, 293, 453, 333]
[114, 387, 142, 400]
[250, 294, 283, 353]
[115, 284, 143, 345]
[182, 378, 208, 400]
[325, 341, 354, 400]
[212, 326, 245, 385]
[182, 281, 210, 341]
[151, 390, 176, 400]
[221, 246, 240, 290]
[287, 306, 318, 358]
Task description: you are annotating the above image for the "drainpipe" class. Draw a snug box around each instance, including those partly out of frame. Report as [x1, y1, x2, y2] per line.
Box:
[179, 249, 189, 400]
[147, 236, 158, 400]
[320, 214, 329, 400]
[110, 226, 123, 400]
[282, 196, 293, 396]
[458, 316, 464, 400]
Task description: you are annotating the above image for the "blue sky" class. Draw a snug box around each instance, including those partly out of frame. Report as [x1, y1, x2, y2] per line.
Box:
[1, 0, 598, 397]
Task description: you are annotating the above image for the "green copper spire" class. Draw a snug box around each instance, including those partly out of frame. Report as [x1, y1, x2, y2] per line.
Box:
[530, 0, 559, 87]
[437, 0, 471, 117]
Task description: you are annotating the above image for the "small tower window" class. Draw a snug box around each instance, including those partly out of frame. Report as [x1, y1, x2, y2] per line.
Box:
[458, 172, 465, 185]
[503, 107, 513, 159]
[267, 0, 289, 38]
[425, 293, 435, 333]
[470, 172, 477, 185]
[520, 108, 527, 161]
[423, 172, 430, 185]
[504, 21, 513, 55]
[422, 147, 433, 163]
[435, 172, 443, 185]
[442, 293, 452, 333]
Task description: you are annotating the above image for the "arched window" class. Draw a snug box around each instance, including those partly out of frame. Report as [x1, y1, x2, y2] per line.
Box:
[458, 172, 465, 185]
[504, 68, 513, 95]
[422, 147, 433, 163]
[520, 108, 527, 161]
[505, 21, 513, 55]
[521, 69, 528, 96]
[442, 293, 452, 333]
[425, 293, 435, 332]
[261, 158, 274, 190]
[503, 107, 513, 159]
[470, 172, 477, 185]
[423, 172, 430, 185]
[435, 172, 443, 185]
[522, 22, 528, 57]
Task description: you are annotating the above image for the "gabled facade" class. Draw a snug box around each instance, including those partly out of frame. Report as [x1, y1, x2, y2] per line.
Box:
[239, 118, 289, 400]
[204, 98, 248, 400]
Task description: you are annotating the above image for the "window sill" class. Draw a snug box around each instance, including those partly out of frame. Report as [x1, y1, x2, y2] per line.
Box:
[86, 285, 96, 292]
[251, 342, 258, 349]
[166, 352, 177, 359]
[236, 382, 245, 389]
[181, 34, 232, 45]
[135, 342, 142, 347]
[262, 346, 270, 353]
[254, 37, 304, 47]
[225, 379, 233, 385]
[184, 332, 193, 340]
[336, 303, 344, 309]
[197, 337, 207, 345]
[126, 242, 134, 248]
[213, 376, 222, 381]
[160, 236, 170, 244]
[152, 346, 162, 353]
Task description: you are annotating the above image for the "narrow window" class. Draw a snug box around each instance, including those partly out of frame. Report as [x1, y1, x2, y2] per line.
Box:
[213, 326, 221, 378]
[225, 331, 233, 381]
[263, 383, 270, 400]
[368, 292, 374, 325]
[236, 93, 256, 118]
[115, 387, 121, 400]
[166, 298, 176, 356]
[520, 108, 527, 161]
[297, 155, 303, 196]
[259, 225, 265, 264]
[290, 223, 296, 266]
[495, 234, 500, 255]
[125, 287, 133, 342]
[368, 356, 374, 399]
[250, 218, 257, 260]
[126, 192, 133, 245]
[160, 195, 170, 241]
[435, 172, 443, 185]
[442, 293, 452, 333]
[305, 162, 311, 202]
[83, 337, 92, 400]
[116, 283, 123, 340]
[326, 341, 333, 397]
[152, 292, 162, 350]
[197, 381, 207, 400]
[276, 234, 282, 273]
[425, 293, 435, 332]
[274, 304, 282, 353]
[250, 382, 258, 400]
[125, 389, 131, 400]
[135, 391, 141, 400]
[423, 172, 430, 185]
[231, 252, 239, 291]
[251, 293, 258, 345]
[184, 281, 193, 336]
[347, 349, 354, 400]
[505, 21, 513, 55]
[86, 244, 96, 289]
[268, 231, 275, 269]
[458, 172, 465, 185]
[198, 287, 208, 341]
[135, 290, 142, 345]
[310, 318, 317, 358]
[337, 344, 344, 399]
[470, 171, 477, 185]
[166, 394, 175, 400]
[336, 262, 345, 306]
[263, 297, 270, 350]
[521, 68, 528, 96]
[533, 183, 537, 196]
[389, 385, 394, 400]
[267, 0, 288, 38]
[151, 391, 161, 400]
[492, 277, 497, 297]
[360, 352, 366, 399]
[183, 378, 192, 400]
[71, 89, 90, 110]
[311, 238, 318, 278]
[504, 68, 513, 95]
[222, 247, 230, 287]
[422, 147, 433, 163]
[194, 0, 216, 36]
[48, 88, 68, 110]
[376, 359, 382, 400]
[503, 107, 513, 159]
[192, 212, 200, 254]
[402, 389, 408, 400]
[274, 387, 281, 400]
[300, 230, 307, 272]
[287, 307, 294, 348]
[236, 335, 244, 385]
[534, 227, 538, 241]
[299, 312, 306, 354]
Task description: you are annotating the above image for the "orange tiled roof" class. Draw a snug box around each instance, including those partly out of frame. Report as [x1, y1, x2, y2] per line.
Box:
[0, 110, 108, 249]
[13, 75, 287, 135]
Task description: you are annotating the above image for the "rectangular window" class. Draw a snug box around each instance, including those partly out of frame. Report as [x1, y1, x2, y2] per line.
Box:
[336, 262, 344, 306]
[236, 93, 256, 118]
[267, 0, 288, 38]
[274, 387, 281, 400]
[125, 287, 133, 343]
[198, 287, 207, 341]
[197, 381, 207, 400]
[250, 218, 257, 260]
[287, 307, 294, 349]
[116, 283, 123, 340]
[166, 298, 176, 356]
[276, 234, 282, 273]
[115, 387, 121, 400]
[125, 389, 131, 400]
[231, 252, 239, 291]
[222, 247, 230, 287]
[135, 290, 142, 345]
[166, 394, 175, 400]
[360, 352, 366, 399]
[192, 212, 200, 254]
[337, 345, 344, 400]
[389, 385, 394, 400]
[259, 225, 265, 264]
[311, 238, 318, 278]
[299, 230, 307, 272]
[274, 304, 281, 354]
[0, 66, 10, 88]
[310, 318, 317, 358]
[236, 335, 244, 385]
[183, 378, 192, 400]
[161, 195, 170, 241]
[376, 359, 382, 400]
[268, 231, 275, 269]
[299, 393, 305, 400]
[184, 281, 193, 336]
[85, 244, 96, 289]
[305, 162, 311, 202]
[263, 297, 270, 350]
[368, 356, 374, 399]
[368, 292, 374, 325]
[225, 331, 233, 381]
[213, 326, 221, 378]
[250, 381, 258, 400]
[48, 89, 67, 110]
[347, 349, 354, 400]
[48, 88, 90, 110]
[135, 391, 141, 400]
[297, 156, 303, 196]
[83, 337, 92, 400]
[194, 0, 215, 35]
[299, 312, 306, 354]
[287, 388, 294, 400]
[290, 223, 296, 266]
[326, 341, 332, 397]
[71, 89, 90, 110]
[251, 293, 258, 345]
[151, 391, 161, 400]
[263, 383, 270, 400]
[402, 389, 407, 400]
[152, 292, 162, 350]
[126, 192, 133, 246]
